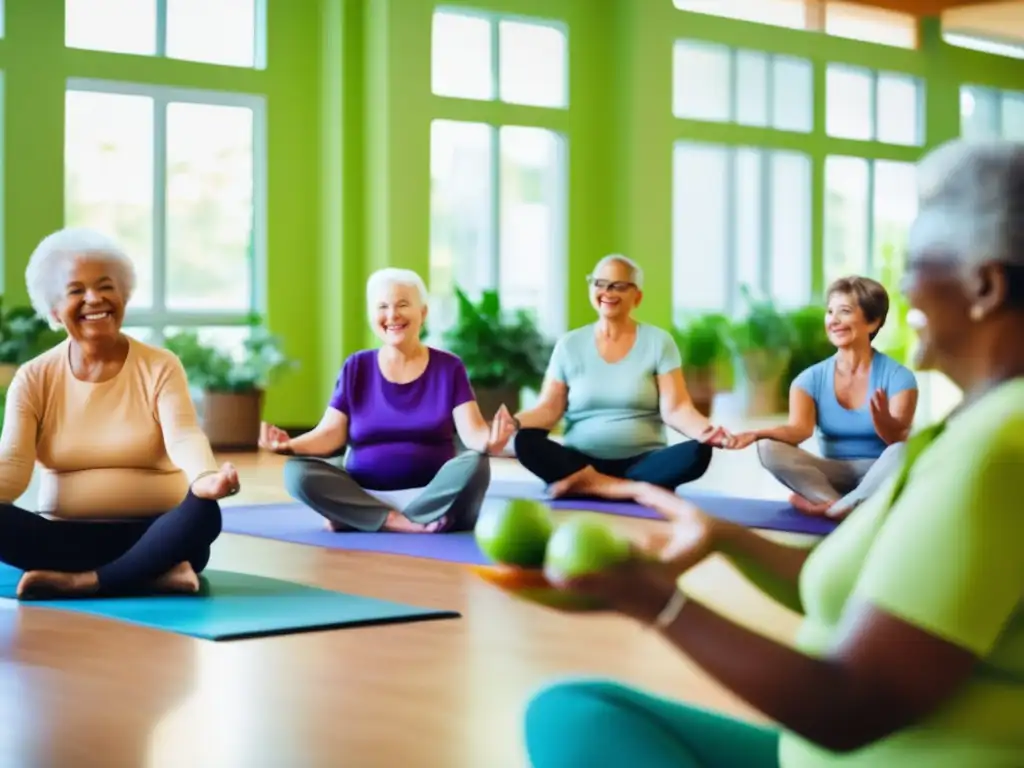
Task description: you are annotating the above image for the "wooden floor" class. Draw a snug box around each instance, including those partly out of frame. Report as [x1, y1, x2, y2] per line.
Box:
[0, 448, 807, 768]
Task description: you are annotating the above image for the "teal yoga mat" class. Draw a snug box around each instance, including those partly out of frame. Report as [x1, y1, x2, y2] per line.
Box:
[0, 564, 459, 641]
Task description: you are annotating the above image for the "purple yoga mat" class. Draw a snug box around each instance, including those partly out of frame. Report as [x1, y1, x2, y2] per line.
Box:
[221, 488, 835, 565]
[221, 503, 490, 564]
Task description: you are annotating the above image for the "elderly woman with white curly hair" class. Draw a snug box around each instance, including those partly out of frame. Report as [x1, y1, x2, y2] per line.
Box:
[0, 227, 239, 600]
[260, 267, 515, 533]
[522, 139, 1024, 767]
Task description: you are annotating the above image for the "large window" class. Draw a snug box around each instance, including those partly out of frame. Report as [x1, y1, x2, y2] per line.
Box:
[960, 85, 1024, 141]
[431, 9, 568, 108]
[673, 40, 813, 132]
[65, 80, 266, 350]
[823, 157, 917, 289]
[826, 65, 924, 145]
[671, 0, 917, 48]
[430, 120, 567, 336]
[672, 142, 812, 318]
[65, 0, 265, 69]
[428, 10, 569, 336]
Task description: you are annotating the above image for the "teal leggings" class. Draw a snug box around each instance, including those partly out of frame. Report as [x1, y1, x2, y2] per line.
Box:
[524, 679, 780, 768]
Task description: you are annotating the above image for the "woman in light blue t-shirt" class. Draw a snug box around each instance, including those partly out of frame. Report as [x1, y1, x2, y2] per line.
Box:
[512, 255, 740, 502]
[734, 276, 919, 520]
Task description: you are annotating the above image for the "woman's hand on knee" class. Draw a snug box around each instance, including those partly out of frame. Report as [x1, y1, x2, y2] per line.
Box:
[191, 462, 241, 500]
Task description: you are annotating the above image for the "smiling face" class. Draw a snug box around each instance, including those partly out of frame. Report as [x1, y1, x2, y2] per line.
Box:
[824, 291, 879, 350]
[588, 259, 641, 319]
[370, 281, 426, 347]
[52, 255, 126, 342]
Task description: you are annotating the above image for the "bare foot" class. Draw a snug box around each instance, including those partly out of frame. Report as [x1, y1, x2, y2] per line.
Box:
[151, 562, 201, 594]
[381, 510, 437, 533]
[549, 467, 643, 501]
[789, 493, 834, 516]
[324, 519, 347, 532]
[17, 570, 100, 600]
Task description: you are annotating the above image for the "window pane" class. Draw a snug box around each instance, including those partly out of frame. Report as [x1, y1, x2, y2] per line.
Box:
[872, 160, 916, 272]
[432, 12, 493, 100]
[64, 90, 155, 311]
[770, 151, 812, 308]
[824, 156, 870, 288]
[672, 143, 729, 315]
[430, 120, 495, 306]
[734, 52, 768, 127]
[734, 149, 762, 303]
[943, 32, 1024, 60]
[498, 21, 568, 109]
[771, 56, 813, 132]
[166, 0, 257, 68]
[165, 102, 255, 312]
[1001, 93, 1024, 140]
[164, 325, 251, 361]
[673, 40, 731, 121]
[876, 73, 921, 146]
[123, 326, 156, 345]
[960, 86, 1000, 139]
[65, 0, 157, 55]
[825, 2, 918, 49]
[672, 0, 809, 29]
[498, 127, 566, 336]
[826, 66, 873, 140]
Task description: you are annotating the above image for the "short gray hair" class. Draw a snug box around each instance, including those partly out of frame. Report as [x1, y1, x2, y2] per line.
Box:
[592, 254, 644, 289]
[365, 267, 429, 307]
[909, 138, 1024, 268]
[25, 227, 137, 329]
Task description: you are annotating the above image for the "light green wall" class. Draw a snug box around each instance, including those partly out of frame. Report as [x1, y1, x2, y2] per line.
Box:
[2, 1, 1023, 427]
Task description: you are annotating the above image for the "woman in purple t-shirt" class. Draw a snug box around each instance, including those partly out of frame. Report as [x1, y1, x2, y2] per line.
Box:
[260, 269, 517, 533]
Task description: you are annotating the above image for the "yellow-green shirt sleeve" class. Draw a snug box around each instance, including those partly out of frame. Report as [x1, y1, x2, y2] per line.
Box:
[852, 431, 1023, 656]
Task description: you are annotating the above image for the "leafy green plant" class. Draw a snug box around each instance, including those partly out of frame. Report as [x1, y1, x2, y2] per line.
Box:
[0, 298, 67, 364]
[164, 316, 295, 394]
[782, 304, 834, 395]
[441, 286, 552, 392]
[723, 286, 795, 384]
[672, 312, 729, 370]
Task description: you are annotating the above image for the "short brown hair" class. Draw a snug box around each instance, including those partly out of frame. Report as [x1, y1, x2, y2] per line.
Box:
[825, 276, 890, 340]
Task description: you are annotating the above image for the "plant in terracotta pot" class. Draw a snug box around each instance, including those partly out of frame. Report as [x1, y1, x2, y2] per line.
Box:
[723, 287, 795, 418]
[441, 286, 552, 421]
[164, 318, 294, 451]
[0, 298, 67, 386]
[671, 312, 729, 417]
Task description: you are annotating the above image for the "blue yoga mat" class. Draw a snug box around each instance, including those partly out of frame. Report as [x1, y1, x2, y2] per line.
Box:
[0, 564, 459, 641]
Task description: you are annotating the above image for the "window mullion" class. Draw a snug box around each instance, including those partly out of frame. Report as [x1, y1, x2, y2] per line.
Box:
[156, 0, 169, 57]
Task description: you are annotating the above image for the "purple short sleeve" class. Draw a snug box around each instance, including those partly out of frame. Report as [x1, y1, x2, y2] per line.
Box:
[450, 357, 476, 408]
[327, 360, 351, 414]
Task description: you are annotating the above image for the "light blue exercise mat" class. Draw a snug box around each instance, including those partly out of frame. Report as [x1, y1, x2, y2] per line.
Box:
[0, 564, 460, 641]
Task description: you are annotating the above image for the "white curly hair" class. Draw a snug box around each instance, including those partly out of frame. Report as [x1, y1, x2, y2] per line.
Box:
[25, 227, 137, 329]
[365, 267, 429, 307]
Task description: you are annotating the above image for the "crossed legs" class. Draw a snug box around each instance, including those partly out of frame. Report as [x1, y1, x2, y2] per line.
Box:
[284, 450, 491, 533]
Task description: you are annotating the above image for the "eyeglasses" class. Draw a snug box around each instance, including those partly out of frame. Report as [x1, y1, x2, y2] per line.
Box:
[587, 276, 636, 292]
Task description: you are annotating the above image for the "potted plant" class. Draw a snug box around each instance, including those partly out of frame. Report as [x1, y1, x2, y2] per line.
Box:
[164, 318, 294, 450]
[672, 312, 729, 416]
[441, 286, 553, 420]
[781, 304, 834, 399]
[723, 287, 795, 417]
[0, 298, 67, 386]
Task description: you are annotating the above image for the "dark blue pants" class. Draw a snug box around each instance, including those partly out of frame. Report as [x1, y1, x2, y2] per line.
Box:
[0, 490, 222, 593]
[514, 429, 713, 491]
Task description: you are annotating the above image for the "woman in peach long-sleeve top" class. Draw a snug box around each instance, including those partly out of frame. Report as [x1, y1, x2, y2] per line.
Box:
[0, 227, 240, 600]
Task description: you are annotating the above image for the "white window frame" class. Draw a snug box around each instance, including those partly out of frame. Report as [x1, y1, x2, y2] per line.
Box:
[65, 77, 268, 343]
[65, 0, 268, 70]
[673, 141, 812, 318]
[432, 6, 570, 109]
[825, 64, 925, 146]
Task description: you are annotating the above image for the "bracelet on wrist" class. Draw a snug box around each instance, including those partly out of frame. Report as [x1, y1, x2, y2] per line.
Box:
[652, 588, 688, 630]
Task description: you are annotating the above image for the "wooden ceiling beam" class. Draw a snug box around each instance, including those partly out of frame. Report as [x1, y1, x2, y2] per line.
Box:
[836, 0, 1013, 16]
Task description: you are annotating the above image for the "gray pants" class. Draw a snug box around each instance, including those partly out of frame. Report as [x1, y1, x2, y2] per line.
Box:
[757, 439, 907, 515]
[282, 450, 491, 533]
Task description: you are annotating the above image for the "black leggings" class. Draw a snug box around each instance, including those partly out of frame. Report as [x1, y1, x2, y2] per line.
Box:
[0, 490, 222, 594]
[514, 429, 713, 491]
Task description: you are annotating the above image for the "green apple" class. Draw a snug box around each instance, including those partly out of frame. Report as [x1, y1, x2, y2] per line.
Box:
[474, 498, 555, 568]
[544, 515, 632, 578]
